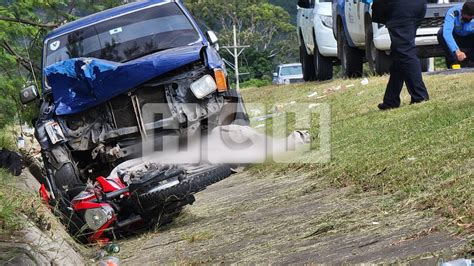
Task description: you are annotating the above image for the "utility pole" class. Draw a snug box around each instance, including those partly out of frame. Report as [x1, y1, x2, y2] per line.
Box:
[222, 23, 249, 90]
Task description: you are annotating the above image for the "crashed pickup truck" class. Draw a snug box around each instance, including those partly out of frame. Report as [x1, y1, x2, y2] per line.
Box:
[21, 0, 247, 243]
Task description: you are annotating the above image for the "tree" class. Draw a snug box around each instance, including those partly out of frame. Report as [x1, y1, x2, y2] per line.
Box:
[269, 0, 298, 25]
[185, 0, 298, 82]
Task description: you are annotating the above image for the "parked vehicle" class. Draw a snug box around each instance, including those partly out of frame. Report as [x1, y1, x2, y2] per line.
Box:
[20, 0, 248, 243]
[332, 0, 456, 77]
[297, 0, 338, 81]
[272, 63, 304, 85]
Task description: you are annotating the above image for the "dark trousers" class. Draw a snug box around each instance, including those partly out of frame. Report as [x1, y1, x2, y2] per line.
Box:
[383, 24, 429, 107]
[437, 27, 474, 67]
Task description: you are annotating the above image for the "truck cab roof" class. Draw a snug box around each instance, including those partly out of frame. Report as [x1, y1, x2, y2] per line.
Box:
[45, 0, 172, 41]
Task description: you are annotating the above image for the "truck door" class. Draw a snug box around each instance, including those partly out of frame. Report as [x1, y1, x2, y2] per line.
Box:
[298, 0, 315, 52]
[344, 0, 365, 46]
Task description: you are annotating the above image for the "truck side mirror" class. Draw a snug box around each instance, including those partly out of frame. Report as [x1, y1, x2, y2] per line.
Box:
[207, 31, 219, 45]
[20, 85, 39, 105]
[298, 0, 311, 8]
[273, 72, 278, 77]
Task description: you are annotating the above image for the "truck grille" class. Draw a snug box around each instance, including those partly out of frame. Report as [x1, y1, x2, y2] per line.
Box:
[109, 86, 170, 129]
[419, 17, 444, 28]
[290, 78, 304, 84]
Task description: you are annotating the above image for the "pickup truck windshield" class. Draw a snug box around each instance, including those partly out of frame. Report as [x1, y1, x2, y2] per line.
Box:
[280, 66, 302, 76]
[44, 3, 200, 67]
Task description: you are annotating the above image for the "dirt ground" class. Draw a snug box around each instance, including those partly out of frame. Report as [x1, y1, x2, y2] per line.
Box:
[118, 169, 470, 264]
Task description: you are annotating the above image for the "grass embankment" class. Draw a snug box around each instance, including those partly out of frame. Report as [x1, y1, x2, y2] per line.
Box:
[0, 170, 30, 235]
[241, 73, 473, 233]
[0, 126, 44, 236]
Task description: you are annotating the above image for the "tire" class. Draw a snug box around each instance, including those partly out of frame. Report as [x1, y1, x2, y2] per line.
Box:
[52, 162, 82, 192]
[138, 165, 232, 209]
[44, 146, 82, 194]
[338, 27, 363, 78]
[420, 58, 429, 72]
[300, 36, 316, 81]
[314, 45, 333, 81]
[365, 22, 392, 75]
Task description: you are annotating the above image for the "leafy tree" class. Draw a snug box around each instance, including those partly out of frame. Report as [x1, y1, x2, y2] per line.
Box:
[269, 0, 298, 25]
[185, 0, 298, 83]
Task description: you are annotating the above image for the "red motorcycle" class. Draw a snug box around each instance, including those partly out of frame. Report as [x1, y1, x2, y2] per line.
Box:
[40, 164, 233, 243]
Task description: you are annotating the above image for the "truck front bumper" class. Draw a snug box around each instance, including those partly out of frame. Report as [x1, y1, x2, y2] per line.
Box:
[373, 27, 444, 57]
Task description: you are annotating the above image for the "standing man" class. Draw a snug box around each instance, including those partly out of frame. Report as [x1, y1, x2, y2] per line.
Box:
[371, 0, 430, 110]
[438, 2, 474, 68]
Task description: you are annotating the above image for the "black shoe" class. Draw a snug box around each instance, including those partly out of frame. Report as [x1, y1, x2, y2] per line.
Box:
[410, 98, 429, 105]
[378, 103, 398, 110]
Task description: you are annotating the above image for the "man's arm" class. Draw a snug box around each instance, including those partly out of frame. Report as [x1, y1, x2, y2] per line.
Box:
[442, 10, 459, 54]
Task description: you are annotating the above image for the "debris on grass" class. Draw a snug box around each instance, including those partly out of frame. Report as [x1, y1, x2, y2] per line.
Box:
[361, 78, 369, 86]
[308, 91, 319, 98]
[249, 109, 263, 116]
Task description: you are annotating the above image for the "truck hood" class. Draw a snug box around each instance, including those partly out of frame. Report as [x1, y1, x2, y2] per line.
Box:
[44, 45, 204, 116]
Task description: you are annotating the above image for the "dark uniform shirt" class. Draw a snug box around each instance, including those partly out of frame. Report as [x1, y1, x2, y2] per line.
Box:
[372, 0, 427, 28]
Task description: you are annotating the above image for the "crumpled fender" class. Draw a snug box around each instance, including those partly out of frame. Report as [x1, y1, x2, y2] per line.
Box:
[44, 45, 207, 116]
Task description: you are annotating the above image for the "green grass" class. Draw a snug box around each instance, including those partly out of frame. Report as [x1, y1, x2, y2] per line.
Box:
[0, 170, 26, 234]
[0, 169, 50, 237]
[241, 73, 473, 232]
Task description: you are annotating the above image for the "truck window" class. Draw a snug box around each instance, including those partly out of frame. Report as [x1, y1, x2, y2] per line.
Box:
[280, 66, 303, 76]
[45, 3, 200, 66]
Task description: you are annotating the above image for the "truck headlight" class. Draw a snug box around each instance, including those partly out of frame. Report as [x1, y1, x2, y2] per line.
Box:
[84, 206, 114, 231]
[190, 75, 217, 99]
[320, 15, 333, 28]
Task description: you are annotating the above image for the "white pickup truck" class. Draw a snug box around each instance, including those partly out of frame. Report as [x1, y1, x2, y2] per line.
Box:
[297, 0, 338, 81]
[332, 0, 457, 77]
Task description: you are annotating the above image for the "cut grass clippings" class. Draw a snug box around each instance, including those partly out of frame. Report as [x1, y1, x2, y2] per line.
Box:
[241, 73, 473, 234]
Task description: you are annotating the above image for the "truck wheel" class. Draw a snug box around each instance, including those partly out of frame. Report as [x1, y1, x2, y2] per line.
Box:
[44, 146, 83, 194]
[365, 23, 391, 75]
[314, 45, 333, 81]
[300, 37, 316, 81]
[52, 162, 82, 193]
[338, 27, 363, 78]
[420, 58, 429, 72]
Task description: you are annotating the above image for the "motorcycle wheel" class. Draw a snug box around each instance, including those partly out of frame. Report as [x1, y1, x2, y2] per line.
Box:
[137, 165, 232, 210]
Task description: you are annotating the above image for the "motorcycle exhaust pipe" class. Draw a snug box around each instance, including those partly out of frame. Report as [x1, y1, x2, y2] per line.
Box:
[116, 215, 143, 228]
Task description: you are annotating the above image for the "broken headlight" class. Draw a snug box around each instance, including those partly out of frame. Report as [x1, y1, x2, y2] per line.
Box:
[84, 206, 114, 231]
[190, 75, 217, 99]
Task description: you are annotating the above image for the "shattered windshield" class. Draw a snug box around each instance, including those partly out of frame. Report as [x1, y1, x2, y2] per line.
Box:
[44, 3, 200, 66]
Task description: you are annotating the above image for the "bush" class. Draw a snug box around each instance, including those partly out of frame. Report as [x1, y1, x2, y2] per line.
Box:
[0, 126, 15, 151]
[241, 79, 271, 88]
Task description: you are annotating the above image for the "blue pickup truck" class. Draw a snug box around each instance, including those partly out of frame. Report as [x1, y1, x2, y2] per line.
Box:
[20, 0, 247, 240]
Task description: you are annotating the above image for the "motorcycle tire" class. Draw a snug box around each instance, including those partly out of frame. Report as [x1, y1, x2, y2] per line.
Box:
[137, 165, 232, 209]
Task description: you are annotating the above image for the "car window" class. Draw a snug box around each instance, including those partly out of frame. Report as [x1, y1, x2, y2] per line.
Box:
[280, 66, 303, 76]
[45, 3, 200, 66]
